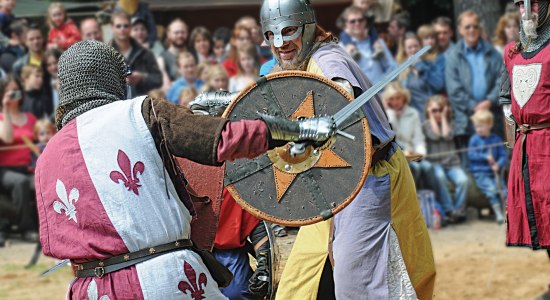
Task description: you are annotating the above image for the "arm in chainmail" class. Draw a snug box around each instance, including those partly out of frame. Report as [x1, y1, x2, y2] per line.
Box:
[499, 67, 513, 118]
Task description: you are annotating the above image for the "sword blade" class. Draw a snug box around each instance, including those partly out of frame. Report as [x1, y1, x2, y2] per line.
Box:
[333, 45, 431, 127]
[40, 259, 70, 277]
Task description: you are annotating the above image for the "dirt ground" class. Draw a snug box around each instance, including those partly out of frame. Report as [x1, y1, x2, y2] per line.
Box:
[0, 218, 549, 300]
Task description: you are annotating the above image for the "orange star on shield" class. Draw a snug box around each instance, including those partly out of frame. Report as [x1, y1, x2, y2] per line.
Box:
[267, 90, 352, 202]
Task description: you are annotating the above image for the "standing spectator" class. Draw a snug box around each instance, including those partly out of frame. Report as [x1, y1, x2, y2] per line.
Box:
[0, 19, 27, 72]
[446, 10, 504, 162]
[467, 109, 507, 224]
[79, 17, 103, 41]
[113, 0, 156, 45]
[20, 64, 51, 119]
[386, 11, 410, 57]
[42, 48, 61, 114]
[130, 16, 163, 56]
[223, 26, 252, 78]
[159, 18, 189, 82]
[12, 25, 44, 79]
[423, 95, 469, 222]
[189, 26, 216, 64]
[229, 43, 260, 92]
[166, 52, 203, 103]
[417, 25, 446, 93]
[0, 0, 16, 45]
[493, 12, 520, 55]
[212, 26, 231, 64]
[46, 2, 81, 50]
[236, 15, 271, 61]
[339, 6, 395, 84]
[0, 75, 38, 245]
[110, 12, 162, 96]
[396, 32, 443, 116]
[432, 16, 455, 56]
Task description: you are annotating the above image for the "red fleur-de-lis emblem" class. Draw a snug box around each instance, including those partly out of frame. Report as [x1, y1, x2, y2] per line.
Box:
[109, 150, 145, 195]
[178, 261, 208, 300]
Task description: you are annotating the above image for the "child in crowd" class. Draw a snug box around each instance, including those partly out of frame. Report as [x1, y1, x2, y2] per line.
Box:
[46, 2, 81, 50]
[229, 43, 260, 92]
[212, 27, 231, 64]
[166, 52, 204, 103]
[20, 64, 51, 119]
[30, 118, 55, 169]
[423, 95, 469, 223]
[468, 109, 507, 224]
[147, 88, 165, 100]
[199, 64, 229, 93]
[178, 87, 197, 107]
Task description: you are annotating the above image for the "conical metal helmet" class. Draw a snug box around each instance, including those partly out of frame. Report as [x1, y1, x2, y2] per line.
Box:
[260, 0, 317, 47]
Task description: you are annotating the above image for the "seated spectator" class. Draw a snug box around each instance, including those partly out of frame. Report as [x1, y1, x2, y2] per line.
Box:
[212, 26, 231, 63]
[30, 117, 55, 169]
[0, 20, 28, 73]
[397, 32, 442, 116]
[229, 43, 260, 92]
[79, 17, 103, 42]
[0, 0, 16, 46]
[109, 11, 162, 97]
[199, 64, 229, 93]
[468, 109, 507, 224]
[114, 0, 156, 45]
[493, 12, 520, 55]
[159, 18, 189, 82]
[417, 24, 446, 92]
[42, 48, 61, 114]
[166, 52, 203, 103]
[46, 2, 81, 50]
[178, 87, 197, 107]
[235, 15, 272, 61]
[12, 24, 44, 79]
[147, 88, 165, 100]
[20, 64, 52, 119]
[130, 16, 164, 56]
[423, 95, 469, 222]
[0, 75, 38, 246]
[223, 26, 253, 78]
[339, 6, 395, 84]
[189, 26, 216, 64]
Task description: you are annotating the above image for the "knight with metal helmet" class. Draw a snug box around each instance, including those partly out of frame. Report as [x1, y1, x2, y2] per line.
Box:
[500, 0, 550, 253]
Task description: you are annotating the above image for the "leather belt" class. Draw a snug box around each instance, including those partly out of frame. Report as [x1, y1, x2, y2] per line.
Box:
[72, 239, 194, 278]
[518, 121, 550, 169]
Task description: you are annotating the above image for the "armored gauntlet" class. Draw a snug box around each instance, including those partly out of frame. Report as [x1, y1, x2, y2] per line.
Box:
[189, 91, 237, 116]
[260, 113, 336, 143]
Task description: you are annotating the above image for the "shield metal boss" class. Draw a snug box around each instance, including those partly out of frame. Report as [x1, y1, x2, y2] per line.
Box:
[222, 71, 372, 226]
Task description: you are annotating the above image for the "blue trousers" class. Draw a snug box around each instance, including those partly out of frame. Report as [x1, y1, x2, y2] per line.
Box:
[213, 247, 259, 300]
[472, 172, 507, 206]
[432, 164, 469, 213]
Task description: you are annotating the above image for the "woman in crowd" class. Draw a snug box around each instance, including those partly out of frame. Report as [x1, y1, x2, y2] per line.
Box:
[229, 43, 260, 92]
[42, 48, 62, 116]
[223, 26, 253, 77]
[397, 31, 443, 117]
[46, 2, 81, 50]
[0, 76, 38, 246]
[423, 94, 469, 223]
[492, 12, 520, 55]
[189, 26, 216, 64]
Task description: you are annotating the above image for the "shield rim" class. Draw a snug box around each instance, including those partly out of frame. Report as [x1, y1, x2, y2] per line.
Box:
[223, 70, 372, 226]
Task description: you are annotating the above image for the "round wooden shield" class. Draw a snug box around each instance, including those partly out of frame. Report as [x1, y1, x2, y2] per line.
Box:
[222, 71, 372, 226]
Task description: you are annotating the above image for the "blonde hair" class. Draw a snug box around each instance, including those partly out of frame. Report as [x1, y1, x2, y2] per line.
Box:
[424, 94, 452, 120]
[382, 81, 410, 104]
[176, 52, 197, 68]
[178, 87, 197, 107]
[21, 64, 42, 81]
[34, 118, 56, 139]
[47, 2, 66, 29]
[237, 43, 260, 76]
[470, 109, 494, 126]
[416, 25, 438, 62]
[148, 89, 165, 100]
[457, 10, 480, 27]
[493, 12, 520, 47]
[199, 64, 228, 93]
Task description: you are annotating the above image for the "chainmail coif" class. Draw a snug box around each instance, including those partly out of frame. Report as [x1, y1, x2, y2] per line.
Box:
[56, 40, 128, 129]
[519, 0, 550, 52]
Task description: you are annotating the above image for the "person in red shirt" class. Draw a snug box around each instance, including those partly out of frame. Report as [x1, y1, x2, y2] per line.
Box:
[0, 75, 38, 246]
[46, 2, 81, 50]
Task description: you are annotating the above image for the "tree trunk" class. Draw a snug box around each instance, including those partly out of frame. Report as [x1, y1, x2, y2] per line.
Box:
[453, 0, 503, 41]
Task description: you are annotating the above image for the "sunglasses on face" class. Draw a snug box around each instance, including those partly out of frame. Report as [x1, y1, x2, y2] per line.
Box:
[347, 18, 366, 25]
[115, 24, 130, 29]
[430, 108, 443, 113]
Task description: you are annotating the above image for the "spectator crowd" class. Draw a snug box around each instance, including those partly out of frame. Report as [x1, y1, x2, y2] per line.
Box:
[0, 0, 518, 247]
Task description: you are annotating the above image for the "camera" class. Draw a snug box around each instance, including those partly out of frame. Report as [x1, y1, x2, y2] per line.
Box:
[9, 91, 21, 100]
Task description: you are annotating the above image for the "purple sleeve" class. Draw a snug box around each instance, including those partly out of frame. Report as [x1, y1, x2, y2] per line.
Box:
[217, 120, 269, 162]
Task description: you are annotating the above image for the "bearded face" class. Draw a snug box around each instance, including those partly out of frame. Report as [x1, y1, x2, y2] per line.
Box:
[268, 26, 304, 70]
[521, 1, 540, 38]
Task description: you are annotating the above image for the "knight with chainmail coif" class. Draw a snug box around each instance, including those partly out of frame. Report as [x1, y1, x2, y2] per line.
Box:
[34, 40, 337, 299]
[500, 0, 550, 254]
